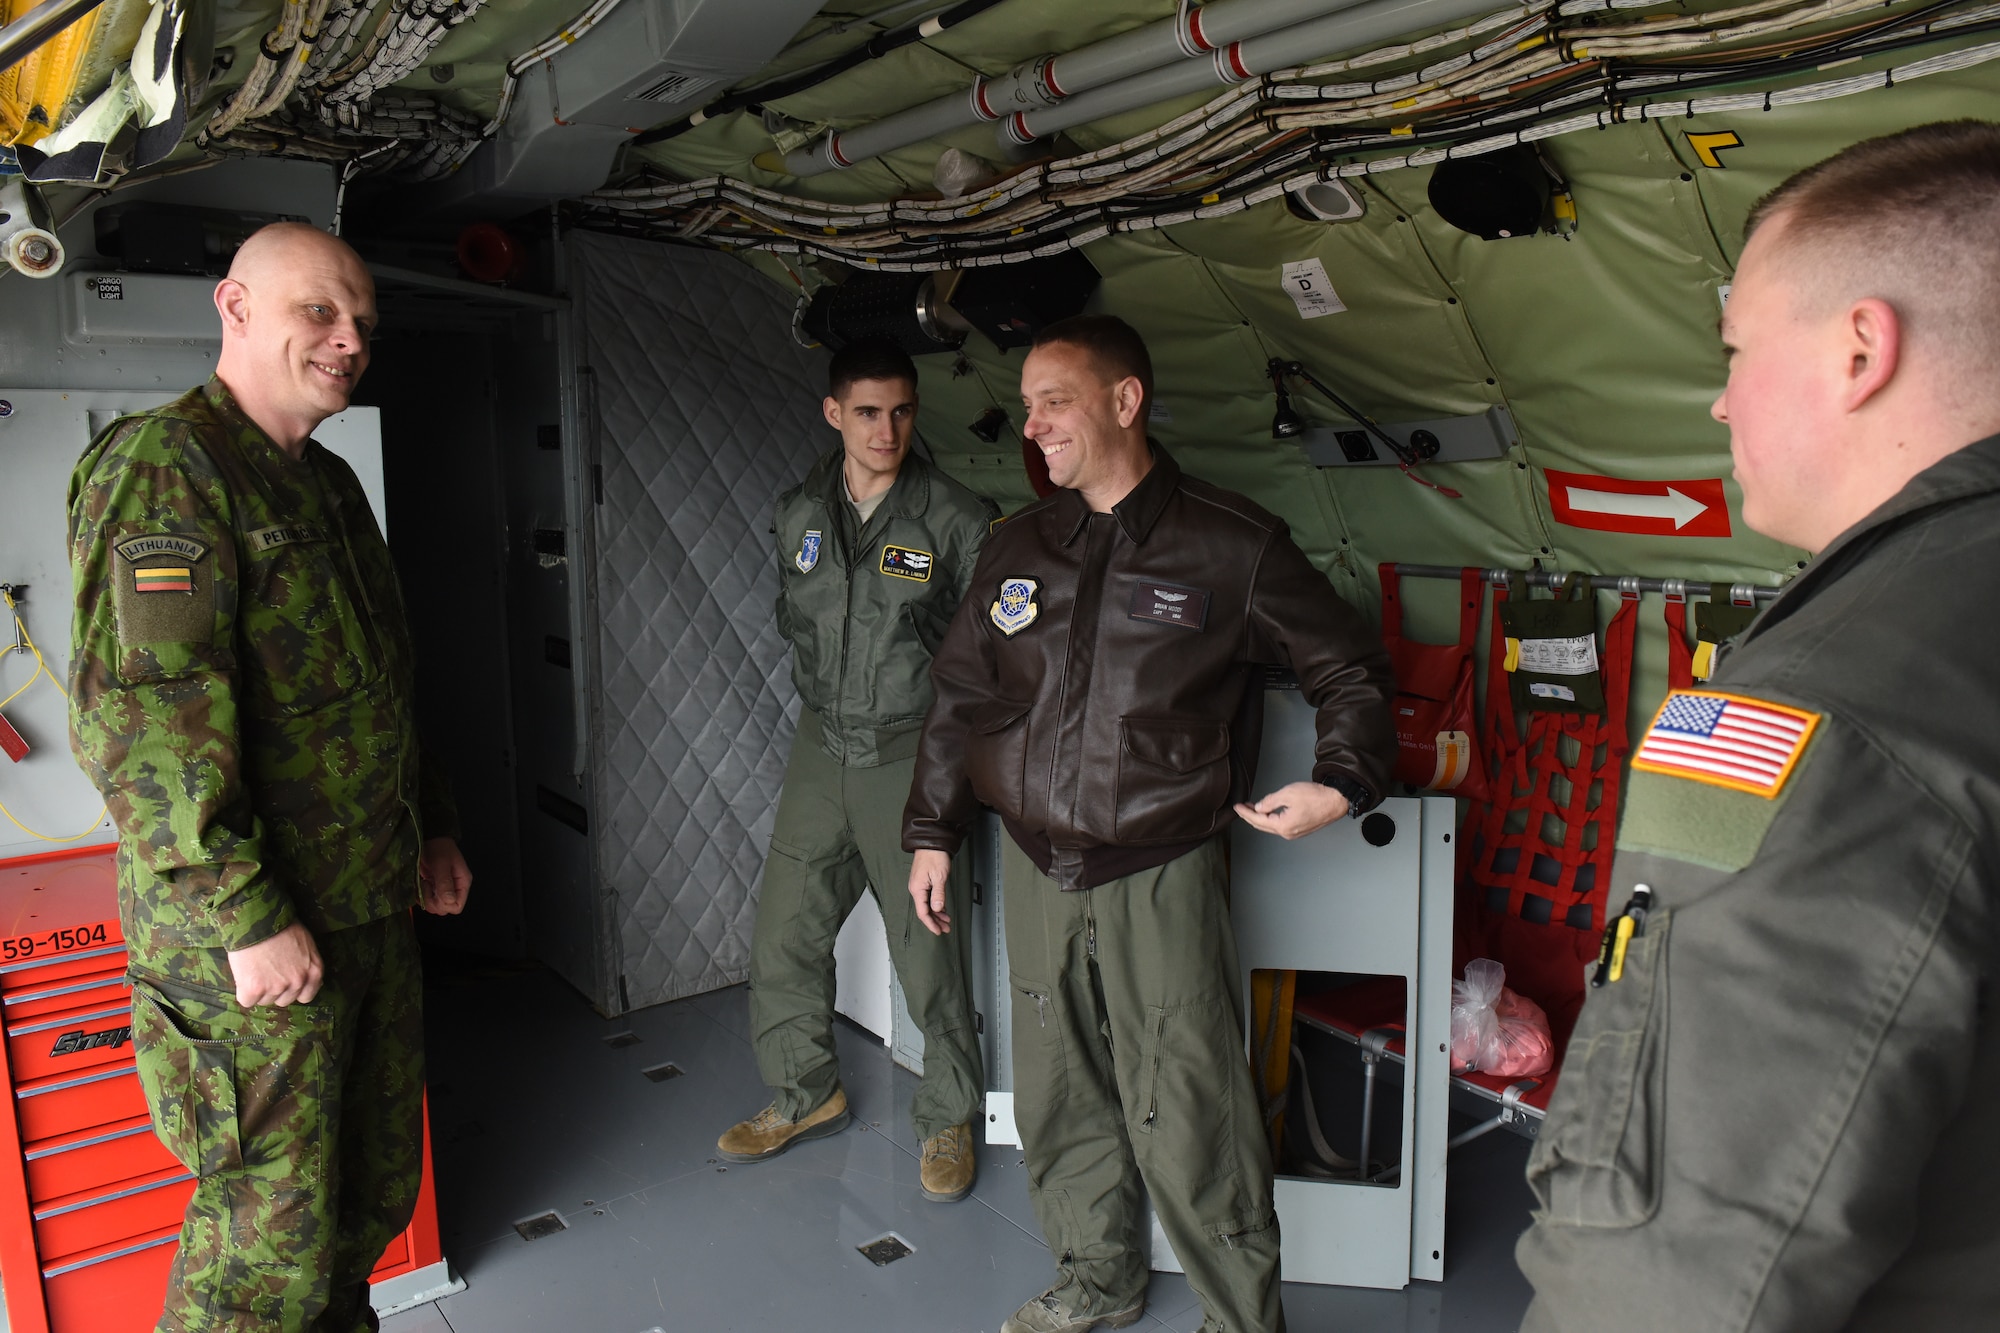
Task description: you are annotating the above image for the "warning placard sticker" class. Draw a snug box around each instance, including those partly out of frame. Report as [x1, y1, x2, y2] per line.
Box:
[1281, 259, 1346, 318]
[1517, 634, 1600, 676]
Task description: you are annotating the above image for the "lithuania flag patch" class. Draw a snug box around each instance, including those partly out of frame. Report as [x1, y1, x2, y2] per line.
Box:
[133, 567, 194, 594]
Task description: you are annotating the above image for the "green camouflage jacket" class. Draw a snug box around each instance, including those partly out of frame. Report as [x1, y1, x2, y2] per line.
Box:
[68, 378, 456, 956]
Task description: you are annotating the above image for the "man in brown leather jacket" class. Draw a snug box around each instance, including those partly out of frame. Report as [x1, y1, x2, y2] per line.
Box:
[903, 315, 1395, 1333]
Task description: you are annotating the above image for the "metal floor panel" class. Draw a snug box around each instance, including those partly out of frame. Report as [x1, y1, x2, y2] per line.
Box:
[390, 957, 1538, 1333]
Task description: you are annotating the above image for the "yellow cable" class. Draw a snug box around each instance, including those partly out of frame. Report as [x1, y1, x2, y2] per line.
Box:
[0, 597, 110, 844]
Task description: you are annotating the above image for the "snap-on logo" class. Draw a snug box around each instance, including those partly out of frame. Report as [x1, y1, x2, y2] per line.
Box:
[50, 1026, 131, 1057]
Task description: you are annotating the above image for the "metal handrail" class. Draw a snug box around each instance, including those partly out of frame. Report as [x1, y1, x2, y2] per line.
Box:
[0, 0, 107, 76]
[1390, 561, 1787, 604]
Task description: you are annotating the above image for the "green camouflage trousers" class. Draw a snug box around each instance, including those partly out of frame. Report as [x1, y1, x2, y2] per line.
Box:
[750, 716, 985, 1139]
[127, 911, 424, 1333]
[1004, 836, 1284, 1333]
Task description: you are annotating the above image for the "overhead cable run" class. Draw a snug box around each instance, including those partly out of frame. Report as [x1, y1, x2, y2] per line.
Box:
[585, 0, 2000, 268]
[200, 0, 490, 175]
[632, 0, 1008, 147]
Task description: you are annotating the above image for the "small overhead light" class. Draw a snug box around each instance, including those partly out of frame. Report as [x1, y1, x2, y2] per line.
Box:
[1285, 179, 1365, 224]
[1271, 382, 1306, 440]
[1265, 358, 1462, 498]
[968, 407, 1009, 442]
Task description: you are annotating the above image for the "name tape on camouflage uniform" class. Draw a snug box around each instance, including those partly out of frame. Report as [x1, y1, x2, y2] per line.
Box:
[115, 534, 209, 563]
[247, 523, 327, 552]
[1632, 689, 1820, 798]
[879, 544, 933, 581]
[991, 577, 1040, 636]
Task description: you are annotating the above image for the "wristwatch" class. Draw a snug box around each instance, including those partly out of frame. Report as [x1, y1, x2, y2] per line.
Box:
[1317, 772, 1375, 817]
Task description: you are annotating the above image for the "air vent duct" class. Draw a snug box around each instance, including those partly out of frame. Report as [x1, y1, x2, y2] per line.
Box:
[431, 0, 823, 215]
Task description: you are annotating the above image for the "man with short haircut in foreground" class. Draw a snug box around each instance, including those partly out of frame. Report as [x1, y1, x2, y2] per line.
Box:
[906, 315, 1394, 1333]
[69, 223, 471, 1332]
[1518, 120, 2000, 1331]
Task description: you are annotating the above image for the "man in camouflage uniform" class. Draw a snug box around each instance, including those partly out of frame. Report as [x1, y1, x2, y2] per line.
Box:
[67, 223, 470, 1333]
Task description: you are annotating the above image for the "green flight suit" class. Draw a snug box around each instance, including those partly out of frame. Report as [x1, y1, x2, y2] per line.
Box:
[751, 449, 992, 1136]
[1518, 433, 2000, 1331]
[67, 380, 453, 1333]
[1002, 835, 1282, 1333]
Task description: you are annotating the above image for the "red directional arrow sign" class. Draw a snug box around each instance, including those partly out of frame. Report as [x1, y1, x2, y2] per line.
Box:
[1546, 469, 1731, 538]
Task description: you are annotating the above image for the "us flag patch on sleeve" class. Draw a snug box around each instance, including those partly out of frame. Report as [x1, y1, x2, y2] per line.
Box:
[1632, 690, 1821, 798]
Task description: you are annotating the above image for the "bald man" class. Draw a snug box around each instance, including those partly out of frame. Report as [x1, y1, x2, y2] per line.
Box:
[68, 222, 471, 1333]
[1517, 121, 2000, 1331]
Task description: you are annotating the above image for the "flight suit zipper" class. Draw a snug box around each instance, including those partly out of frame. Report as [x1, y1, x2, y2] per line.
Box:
[1021, 988, 1049, 1027]
[831, 501, 851, 752]
[1141, 1008, 1165, 1130]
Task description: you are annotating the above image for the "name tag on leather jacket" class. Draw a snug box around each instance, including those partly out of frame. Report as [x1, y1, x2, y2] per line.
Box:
[1128, 580, 1209, 630]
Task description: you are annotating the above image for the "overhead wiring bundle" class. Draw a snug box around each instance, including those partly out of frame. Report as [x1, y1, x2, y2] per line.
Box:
[582, 0, 2000, 269]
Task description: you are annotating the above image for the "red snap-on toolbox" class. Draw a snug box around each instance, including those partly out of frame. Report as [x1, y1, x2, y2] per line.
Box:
[0, 845, 450, 1333]
[25, 1114, 170, 1202]
[14, 1065, 149, 1143]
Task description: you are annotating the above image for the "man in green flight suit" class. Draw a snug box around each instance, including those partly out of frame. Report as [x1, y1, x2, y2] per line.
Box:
[67, 223, 471, 1333]
[718, 339, 993, 1204]
[1518, 121, 2000, 1330]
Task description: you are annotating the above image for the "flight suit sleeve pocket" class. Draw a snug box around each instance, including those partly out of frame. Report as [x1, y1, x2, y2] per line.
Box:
[1525, 910, 1671, 1228]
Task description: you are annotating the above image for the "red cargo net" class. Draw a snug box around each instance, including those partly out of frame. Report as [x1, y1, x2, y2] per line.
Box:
[1460, 582, 1638, 1053]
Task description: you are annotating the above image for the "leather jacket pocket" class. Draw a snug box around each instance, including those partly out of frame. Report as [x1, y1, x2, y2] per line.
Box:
[1113, 716, 1231, 843]
[1525, 910, 1671, 1228]
[964, 698, 1033, 818]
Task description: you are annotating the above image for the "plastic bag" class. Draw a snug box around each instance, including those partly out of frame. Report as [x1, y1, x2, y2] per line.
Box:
[1449, 958, 1554, 1077]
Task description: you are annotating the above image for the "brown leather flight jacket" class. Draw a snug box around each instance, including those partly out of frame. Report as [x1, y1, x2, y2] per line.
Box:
[903, 448, 1395, 890]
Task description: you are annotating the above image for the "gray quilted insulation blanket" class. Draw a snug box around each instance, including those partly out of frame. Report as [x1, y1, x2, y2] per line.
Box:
[571, 232, 828, 1008]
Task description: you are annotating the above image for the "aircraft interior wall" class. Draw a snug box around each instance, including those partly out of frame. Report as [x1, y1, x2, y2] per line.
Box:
[4, 45, 1994, 1003]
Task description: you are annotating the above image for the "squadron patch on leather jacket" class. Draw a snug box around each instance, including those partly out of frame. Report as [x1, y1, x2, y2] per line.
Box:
[991, 577, 1040, 636]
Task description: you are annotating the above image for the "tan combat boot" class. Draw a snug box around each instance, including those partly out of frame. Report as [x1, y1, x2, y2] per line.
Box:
[716, 1088, 851, 1162]
[999, 1288, 1145, 1333]
[919, 1121, 976, 1202]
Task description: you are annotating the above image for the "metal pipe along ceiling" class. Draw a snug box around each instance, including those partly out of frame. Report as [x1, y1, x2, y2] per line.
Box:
[0, 0, 108, 74]
[1000, 0, 1514, 145]
[782, 0, 1383, 176]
